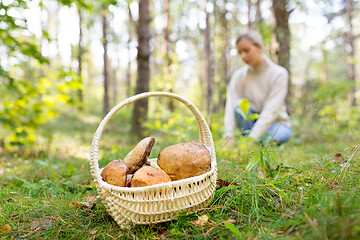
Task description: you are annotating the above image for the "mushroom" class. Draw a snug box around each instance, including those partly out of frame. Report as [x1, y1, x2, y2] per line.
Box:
[145, 158, 162, 170]
[130, 166, 172, 187]
[125, 174, 133, 187]
[124, 137, 155, 174]
[101, 159, 128, 187]
[157, 141, 211, 181]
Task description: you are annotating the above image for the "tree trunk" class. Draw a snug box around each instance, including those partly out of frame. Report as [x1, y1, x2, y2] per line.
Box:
[271, 0, 293, 111]
[344, 0, 357, 106]
[247, 0, 253, 29]
[255, 0, 262, 23]
[203, 0, 214, 125]
[132, 0, 151, 141]
[255, 0, 265, 32]
[321, 41, 328, 84]
[113, 51, 119, 105]
[78, 7, 83, 109]
[219, 0, 229, 109]
[126, 4, 133, 98]
[163, 0, 169, 63]
[163, 0, 174, 111]
[271, 0, 291, 74]
[102, 4, 110, 114]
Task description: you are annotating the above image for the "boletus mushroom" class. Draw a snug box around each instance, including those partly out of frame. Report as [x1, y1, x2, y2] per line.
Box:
[157, 141, 211, 181]
[124, 137, 155, 174]
[130, 166, 172, 187]
[101, 159, 128, 187]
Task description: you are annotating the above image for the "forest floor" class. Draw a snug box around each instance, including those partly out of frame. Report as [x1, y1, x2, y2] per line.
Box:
[0, 110, 359, 239]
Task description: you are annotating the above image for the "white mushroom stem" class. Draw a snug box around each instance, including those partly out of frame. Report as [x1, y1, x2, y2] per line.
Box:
[146, 158, 161, 170]
[126, 174, 133, 182]
[145, 158, 152, 165]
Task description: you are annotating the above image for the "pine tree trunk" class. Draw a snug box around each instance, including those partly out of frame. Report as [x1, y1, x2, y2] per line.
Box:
[247, 0, 253, 29]
[78, 7, 83, 109]
[102, 4, 110, 114]
[219, 1, 229, 109]
[203, 0, 214, 124]
[113, 53, 119, 105]
[344, 0, 357, 106]
[255, 0, 265, 32]
[271, 0, 291, 74]
[271, 0, 292, 112]
[321, 41, 328, 84]
[255, 0, 262, 23]
[163, 0, 174, 112]
[126, 4, 133, 98]
[132, 0, 151, 140]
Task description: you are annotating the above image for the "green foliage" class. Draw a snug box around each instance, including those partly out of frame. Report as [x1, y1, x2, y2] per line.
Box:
[256, 22, 273, 51]
[0, 0, 83, 150]
[238, 98, 258, 121]
[308, 80, 360, 133]
[223, 222, 242, 239]
[0, 69, 83, 150]
[0, 0, 47, 148]
[1, 78, 53, 147]
[5, 175, 78, 196]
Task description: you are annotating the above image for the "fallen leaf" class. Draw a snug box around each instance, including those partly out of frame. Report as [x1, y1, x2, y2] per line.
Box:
[87, 230, 98, 239]
[221, 219, 236, 224]
[72, 195, 101, 209]
[331, 153, 344, 163]
[85, 194, 101, 203]
[216, 179, 239, 189]
[0, 224, 11, 232]
[75, 201, 94, 209]
[190, 215, 209, 226]
[72, 202, 82, 207]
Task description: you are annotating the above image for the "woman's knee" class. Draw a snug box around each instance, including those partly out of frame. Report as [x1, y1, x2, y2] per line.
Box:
[263, 123, 292, 144]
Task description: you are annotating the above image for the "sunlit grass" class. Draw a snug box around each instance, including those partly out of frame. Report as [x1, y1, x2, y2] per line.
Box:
[0, 109, 359, 239]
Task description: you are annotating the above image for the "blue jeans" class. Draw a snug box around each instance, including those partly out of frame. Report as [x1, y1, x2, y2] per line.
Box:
[234, 101, 292, 144]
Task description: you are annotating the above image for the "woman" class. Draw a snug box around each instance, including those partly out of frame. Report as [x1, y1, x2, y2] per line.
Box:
[224, 30, 292, 145]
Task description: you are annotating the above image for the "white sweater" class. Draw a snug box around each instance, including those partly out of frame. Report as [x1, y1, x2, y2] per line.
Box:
[224, 55, 291, 139]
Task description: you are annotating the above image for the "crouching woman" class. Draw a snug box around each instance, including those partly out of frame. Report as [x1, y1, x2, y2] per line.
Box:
[224, 30, 292, 146]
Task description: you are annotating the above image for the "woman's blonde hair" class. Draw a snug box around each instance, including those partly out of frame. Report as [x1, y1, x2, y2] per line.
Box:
[236, 29, 263, 48]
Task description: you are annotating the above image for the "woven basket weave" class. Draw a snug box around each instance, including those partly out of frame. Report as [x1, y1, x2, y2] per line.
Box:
[89, 92, 217, 227]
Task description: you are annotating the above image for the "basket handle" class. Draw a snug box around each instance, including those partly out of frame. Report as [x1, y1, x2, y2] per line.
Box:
[89, 91, 216, 184]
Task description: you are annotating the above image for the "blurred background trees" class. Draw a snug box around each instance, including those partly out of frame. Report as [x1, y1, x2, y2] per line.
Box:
[0, 0, 359, 150]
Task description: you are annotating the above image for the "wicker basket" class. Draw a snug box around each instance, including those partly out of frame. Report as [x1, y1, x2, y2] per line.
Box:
[89, 92, 217, 227]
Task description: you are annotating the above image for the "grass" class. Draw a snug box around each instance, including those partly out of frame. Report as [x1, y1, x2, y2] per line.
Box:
[0, 110, 359, 239]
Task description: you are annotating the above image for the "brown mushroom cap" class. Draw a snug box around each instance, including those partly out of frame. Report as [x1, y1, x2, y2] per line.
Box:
[130, 166, 172, 187]
[157, 141, 211, 181]
[124, 137, 155, 174]
[101, 159, 128, 187]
